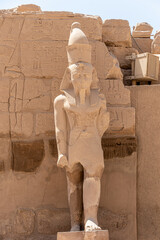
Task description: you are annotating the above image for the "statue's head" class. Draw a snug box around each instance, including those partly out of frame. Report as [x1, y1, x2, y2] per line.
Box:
[70, 62, 93, 94]
[60, 22, 99, 92]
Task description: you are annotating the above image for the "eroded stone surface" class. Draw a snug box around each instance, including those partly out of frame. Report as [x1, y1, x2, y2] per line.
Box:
[0, 113, 10, 137]
[37, 208, 70, 234]
[20, 40, 122, 80]
[14, 209, 35, 235]
[36, 113, 54, 136]
[20, 14, 102, 41]
[16, 4, 42, 13]
[12, 140, 44, 172]
[10, 112, 34, 138]
[132, 22, 153, 38]
[23, 78, 51, 111]
[91, 41, 123, 79]
[0, 138, 11, 171]
[102, 137, 136, 159]
[106, 107, 135, 136]
[102, 19, 132, 47]
[100, 153, 137, 240]
[131, 86, 160, 240]
[151, 35, 160, 54]
[99, 79, 130, 106]
[132, 38, 152, 53]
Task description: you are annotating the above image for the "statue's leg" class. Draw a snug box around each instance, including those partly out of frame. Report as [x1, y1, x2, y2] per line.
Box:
[83, 166, 104, 232]
[66, 163, 83, 231]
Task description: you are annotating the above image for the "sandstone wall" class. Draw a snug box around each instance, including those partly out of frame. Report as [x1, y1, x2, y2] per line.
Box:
[131, 85, 160, 240]
[0, 5, 136, 240]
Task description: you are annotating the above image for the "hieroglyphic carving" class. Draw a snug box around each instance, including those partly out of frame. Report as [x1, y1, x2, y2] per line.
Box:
[99, 79, 130, 106]
[106, 107, 135, 136]
[20, 16, 102, 41]
[10, 78, 24, 113]
[21, 40, 122, 80]
[21, 41, 68, 78]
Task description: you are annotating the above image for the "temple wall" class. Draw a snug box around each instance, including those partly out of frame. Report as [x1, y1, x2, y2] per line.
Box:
[0, 4, 145, 240]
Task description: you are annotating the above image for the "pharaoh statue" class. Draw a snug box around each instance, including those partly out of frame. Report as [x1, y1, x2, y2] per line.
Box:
[54, 22, 110, 232]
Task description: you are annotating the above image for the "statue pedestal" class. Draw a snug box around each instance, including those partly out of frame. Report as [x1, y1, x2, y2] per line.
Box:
[57, 230, 109, 240]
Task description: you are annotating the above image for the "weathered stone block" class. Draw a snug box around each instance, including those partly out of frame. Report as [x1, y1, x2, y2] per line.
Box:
[57, 230, 109, 240]
[0, 80, 9, 112]
[20, 40, 122, 80]
[102, 137, 137, 159]
[20, 14, 102, 41]
[0, 16, 24, 42]
[16, 4, 42, 13]
[0, 138, 11, 171]
[0, 16, 24, 76]
[10, 112, 33, 137]
[37, 208, 70, 234]
[100, 153, 137, 240]
[130, 85, 160, 240]
[132, 22, 153, 38]
[151, 35, 160, 54]
[0, 217, 13, 236]
[106, 107, 135, 136]
[21, 40, 68, 79]
[132, 38, 152, 53]
[108, 47, 138, 69]
[0, 113, 9, 137]
[14, 209, 35, 235]
[99, 79, 130, 106]
[91, 41, 123, 79]
[23, 78, 51, 111]
[12, 140, 44, 172]
[102, 19, 132, 47]
[35, 113, 54, 136]
[9, 77, 24, 112]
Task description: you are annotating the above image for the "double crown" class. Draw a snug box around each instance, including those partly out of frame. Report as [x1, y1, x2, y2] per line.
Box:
[67, 22, 92, 65]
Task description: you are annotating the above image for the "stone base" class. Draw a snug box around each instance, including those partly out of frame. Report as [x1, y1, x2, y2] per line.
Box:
[57, 230, 109, 240]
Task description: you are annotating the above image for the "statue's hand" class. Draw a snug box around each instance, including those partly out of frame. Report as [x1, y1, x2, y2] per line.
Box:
[57, 154, 68, 168]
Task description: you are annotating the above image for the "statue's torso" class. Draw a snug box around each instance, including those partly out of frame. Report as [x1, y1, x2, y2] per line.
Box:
[62, 89, 104, 168]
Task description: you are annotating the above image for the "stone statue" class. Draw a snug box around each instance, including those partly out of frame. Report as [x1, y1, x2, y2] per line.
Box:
[54, 22, 110, 232]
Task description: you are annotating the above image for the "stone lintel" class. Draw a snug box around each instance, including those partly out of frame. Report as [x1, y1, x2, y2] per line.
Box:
[57, 230, 109, 240]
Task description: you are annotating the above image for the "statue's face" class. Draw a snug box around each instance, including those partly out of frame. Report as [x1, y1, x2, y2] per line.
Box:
[70, 63, 93, 91]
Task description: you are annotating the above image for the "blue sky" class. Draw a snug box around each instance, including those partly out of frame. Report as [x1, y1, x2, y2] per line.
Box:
[0, 0, 160, 35]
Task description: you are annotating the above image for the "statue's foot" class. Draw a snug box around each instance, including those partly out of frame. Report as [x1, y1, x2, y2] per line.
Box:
[85, 220, 101, 232]
[71, 224, 81, 231]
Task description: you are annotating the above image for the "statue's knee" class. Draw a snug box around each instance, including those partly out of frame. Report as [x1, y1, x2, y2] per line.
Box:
[84, 167, 104, 179]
